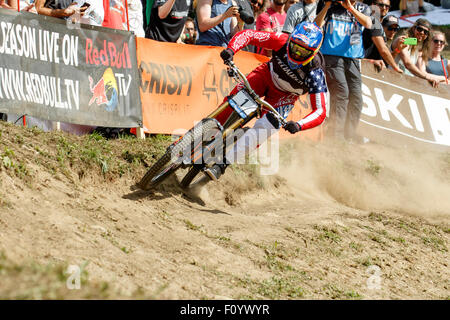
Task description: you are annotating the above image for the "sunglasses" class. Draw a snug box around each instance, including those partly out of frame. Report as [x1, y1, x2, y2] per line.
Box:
[415, 26, 429, 35]
[433, 39, 445, 45]
[376, 3, 390, 9]
[387, 26, 399, 32]
[251, 0, 263, 7]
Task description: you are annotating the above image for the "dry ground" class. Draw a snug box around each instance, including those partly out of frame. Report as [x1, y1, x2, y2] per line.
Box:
[0, 121, 448, 299]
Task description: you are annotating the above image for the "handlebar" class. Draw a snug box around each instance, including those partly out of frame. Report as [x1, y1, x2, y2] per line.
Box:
[225, 60, 287, 127]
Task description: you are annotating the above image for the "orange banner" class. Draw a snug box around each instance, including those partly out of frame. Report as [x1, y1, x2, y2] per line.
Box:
[136, 38, 322, 140]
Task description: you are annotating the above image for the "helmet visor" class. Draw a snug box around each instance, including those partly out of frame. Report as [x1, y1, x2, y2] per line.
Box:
[288, 41, 313, 62]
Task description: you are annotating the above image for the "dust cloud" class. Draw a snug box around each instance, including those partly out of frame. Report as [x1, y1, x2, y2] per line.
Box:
[216, 137, 450, 221]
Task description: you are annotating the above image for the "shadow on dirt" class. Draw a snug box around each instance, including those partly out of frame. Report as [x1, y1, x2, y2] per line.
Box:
[123, 175, 210, 207]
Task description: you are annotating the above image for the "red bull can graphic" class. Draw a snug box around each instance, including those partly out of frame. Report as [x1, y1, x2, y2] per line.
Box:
[88, 67, 119, 112]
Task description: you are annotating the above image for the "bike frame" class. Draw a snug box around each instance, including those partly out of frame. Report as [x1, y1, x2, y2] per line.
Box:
[205, 61, 287, 140]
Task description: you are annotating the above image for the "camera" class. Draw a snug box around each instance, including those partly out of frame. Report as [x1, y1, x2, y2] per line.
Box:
[235, 0, 255, 24]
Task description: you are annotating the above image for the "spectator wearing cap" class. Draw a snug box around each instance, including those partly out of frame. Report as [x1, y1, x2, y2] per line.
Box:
[381, 14, 400, 49]
[417, 31, 450, 84]
[362, 0, 402, 73]
[392, 18, 440, 87]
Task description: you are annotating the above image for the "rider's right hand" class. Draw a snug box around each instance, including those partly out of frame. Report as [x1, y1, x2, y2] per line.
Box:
[220, 48, 234, 63]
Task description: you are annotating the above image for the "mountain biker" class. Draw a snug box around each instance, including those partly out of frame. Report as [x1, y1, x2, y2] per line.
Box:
[204, 21, 328, 181]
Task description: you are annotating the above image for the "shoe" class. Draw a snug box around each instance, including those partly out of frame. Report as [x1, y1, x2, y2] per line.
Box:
[400, 9, 408, 16]
[204, 163, 227, 181]
[418, 6, 426, 13]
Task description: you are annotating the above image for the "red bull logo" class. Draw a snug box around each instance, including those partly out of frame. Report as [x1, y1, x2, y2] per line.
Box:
[89, 68, 118, 112]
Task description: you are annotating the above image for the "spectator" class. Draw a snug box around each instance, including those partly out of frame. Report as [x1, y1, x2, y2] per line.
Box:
[381, 14, 399, 49]
[103, 0, 127, 30]
[196, 0, 245, 47]
[315, 0, 372, 143]
[239, 0, 265, 53]
[284, 0, 298, 11]
[128, 0, 145, 36]
[35, 0, 87, 19]
[141, 0, 156, 30]
[145, 0, 193, 42]
[0, 0, 15, 9]
[256, 0, 287, 56]
[417, 30, 449, 84]
[178, 16, 197, 43]
[362, 0, 402, 73]
[19, 0, 38, 13]
[251, 0, 269, 17]
[283, 0, 318, 34]
[79, 0, 104, 26]
[392, 18, 440, 86]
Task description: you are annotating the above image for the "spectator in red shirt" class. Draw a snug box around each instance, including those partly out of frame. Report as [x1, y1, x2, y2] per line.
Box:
[103, 0, 127, 30]
[255, 0, 287, 57]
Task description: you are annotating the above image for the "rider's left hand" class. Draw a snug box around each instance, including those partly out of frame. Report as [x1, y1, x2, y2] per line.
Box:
[266, 112, 281, 129]
[284, 121, 301, 134]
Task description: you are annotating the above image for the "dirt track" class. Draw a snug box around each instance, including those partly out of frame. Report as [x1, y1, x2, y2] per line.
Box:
[0, 122, 449, 299]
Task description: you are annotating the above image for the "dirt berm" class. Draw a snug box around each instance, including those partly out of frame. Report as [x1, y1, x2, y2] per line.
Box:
[0, 121, 448, 299]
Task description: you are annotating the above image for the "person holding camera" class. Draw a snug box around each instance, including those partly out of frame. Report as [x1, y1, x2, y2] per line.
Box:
[145, 0, 193, 42]
[196, 0, 252, 47]
[35, 0, 88, 19]
[314, 0, 372, 143]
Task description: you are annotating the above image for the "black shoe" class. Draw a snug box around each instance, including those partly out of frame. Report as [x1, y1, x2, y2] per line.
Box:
[418, 6, 426, 13]
[204, 163, 227, 181]
[401, 9, 408, 16]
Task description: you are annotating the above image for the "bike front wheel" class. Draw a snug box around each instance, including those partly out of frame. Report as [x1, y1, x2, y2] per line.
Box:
[138, 118, 221, 190]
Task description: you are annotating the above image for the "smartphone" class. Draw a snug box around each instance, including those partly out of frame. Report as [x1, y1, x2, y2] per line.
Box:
[403, 37, 417, 45]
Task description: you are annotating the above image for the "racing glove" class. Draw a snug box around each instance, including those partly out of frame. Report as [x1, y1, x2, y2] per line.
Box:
[220, 48, 234, 63]
[266, 112, 281, 129]
[284, 121, 301, 134]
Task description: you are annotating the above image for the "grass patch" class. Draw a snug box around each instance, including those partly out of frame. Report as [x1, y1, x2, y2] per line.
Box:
[366, 159, 381, 176]
[257, 276, 305, 299]
[184, 220, 202, 231]
[315, 225, 342, 243]
[0, 253, 112, 299]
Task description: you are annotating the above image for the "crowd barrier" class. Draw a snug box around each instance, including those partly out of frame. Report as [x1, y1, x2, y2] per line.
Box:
[0, 9, 449, 148]
[0, 9, 141, 128]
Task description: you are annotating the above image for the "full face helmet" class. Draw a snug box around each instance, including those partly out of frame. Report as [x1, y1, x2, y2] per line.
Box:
[287, 21, 323, 70]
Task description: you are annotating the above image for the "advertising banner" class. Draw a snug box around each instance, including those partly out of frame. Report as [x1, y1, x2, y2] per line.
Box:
[360, 61, 450, 148]
[0, 9, 142, 128]
[137, 38, 322, 140]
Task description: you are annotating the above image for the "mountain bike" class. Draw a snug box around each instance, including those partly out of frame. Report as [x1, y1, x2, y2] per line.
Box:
[137, 60, 287, 191]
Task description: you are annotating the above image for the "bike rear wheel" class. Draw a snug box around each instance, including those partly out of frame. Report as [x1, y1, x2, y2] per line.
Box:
[138, 118, 221, 190]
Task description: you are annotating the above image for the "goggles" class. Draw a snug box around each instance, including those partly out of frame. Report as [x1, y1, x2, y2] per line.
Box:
[288, 41, 313, 62]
